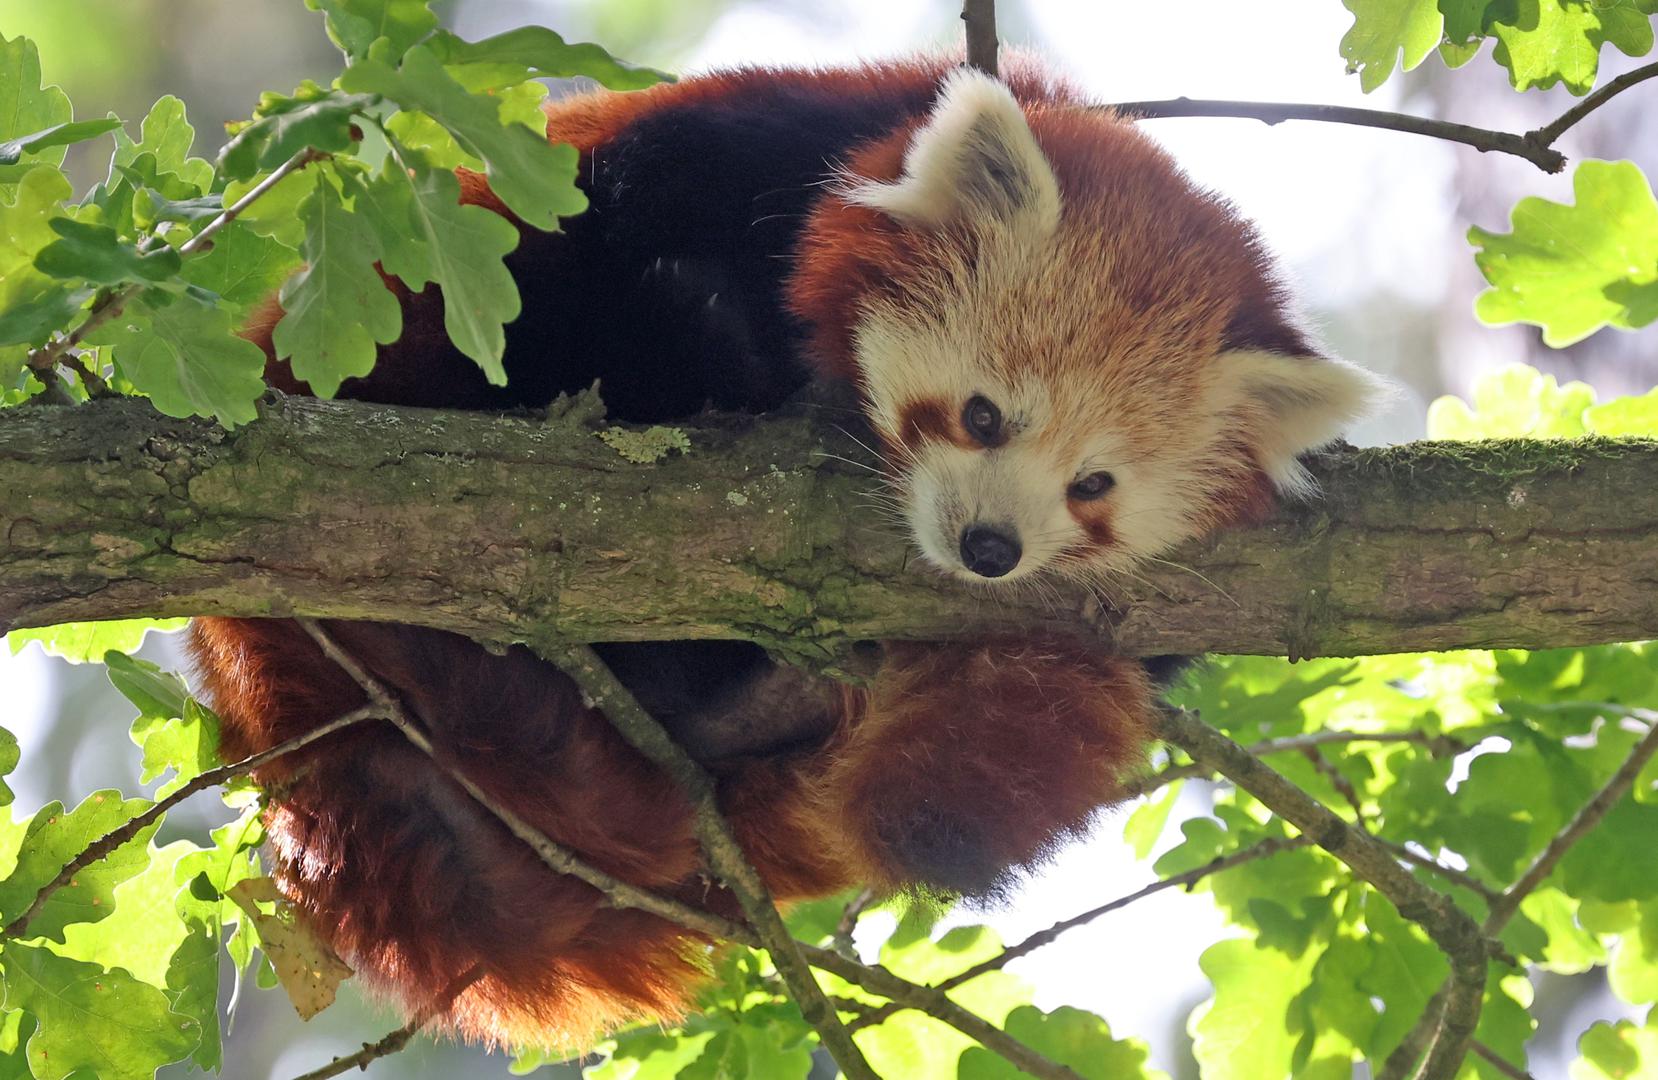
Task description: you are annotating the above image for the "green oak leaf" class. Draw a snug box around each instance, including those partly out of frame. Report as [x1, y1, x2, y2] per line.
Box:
[577, 1030, 716, 1080]
[0, 284, 87, 349]
[0, 790, 158, 942]
[1427, 364, 1596, 438]
[7, 619, 188, 664]
[0, 119, 122, 167]
[1191, 937, 1318, 1080]
[0, 728, 17, 808]
[1, 941, 198, 1080]
[89, 293, 268, 426]
[425, 27, 674, 92]
[1559, 798, 1658, 903]
[339, 44, 587, 231]
[1587, 386, 1658, 436]
[0, 167, 75, 345]
[1469, 161, 1658, 347]
[0, 34, 71, 185]
[271, 171, 402, 397]
[104, 651, 191, 721]
[109, 95, 214, 195]
[1440, 0, 1494, 43]
[33, 217, 182, 285]
[179, 221, 298, 318]
[219, 166, 314, 249]
[1573, 1012, 1658, 1079]
[164, 924, 224, 1071]
[364, 144, 522, 381]
[56, 840, 197, 989]
[306, 0, 438, 62]
[1489, 0, 1657, 94]
[219, 82, 374, 181]
[959, 1005, 1165, 1079]
[1340, 0, 1444, 91]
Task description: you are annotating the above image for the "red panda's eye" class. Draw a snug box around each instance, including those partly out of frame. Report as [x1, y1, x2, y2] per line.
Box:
[963, 396, 1002, 444]
[1068, 471, 1116, 500]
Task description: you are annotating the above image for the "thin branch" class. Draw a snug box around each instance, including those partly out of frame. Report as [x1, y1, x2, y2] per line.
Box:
[1123, 729, 1468, 800]
[800, 943, 1087, 1080]
[1, 703, 375, 941]
[287, 965, 485, 1080]
[293, 621, 752, 945]
[1469, 1039, 1537, 1080]
[846, 835, 1311, 1033]
[1109, 60, 1658, 175]
[292, 622, 1085, 1080]
[1107, 98, 1567, 171]
[1373, 839, 1500, 905]
[547, 644, 882, 1080]
[833, 886, 878, 959]
[1155, 707, 1489, 1080]
[24, 147, 326, 377]
[962, 0, 998, 77]
[1531, 59, 1658, 146]
[1485, 716, 1658, 931]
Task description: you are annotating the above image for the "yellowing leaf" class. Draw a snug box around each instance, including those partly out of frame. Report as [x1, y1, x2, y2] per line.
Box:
[227, 877, 353, 1019]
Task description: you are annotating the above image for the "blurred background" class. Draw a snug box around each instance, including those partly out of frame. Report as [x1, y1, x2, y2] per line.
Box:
[1, 0, 1654, 1076]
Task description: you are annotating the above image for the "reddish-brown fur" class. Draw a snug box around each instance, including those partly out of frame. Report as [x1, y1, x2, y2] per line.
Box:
[187, 57, 1264, 1049]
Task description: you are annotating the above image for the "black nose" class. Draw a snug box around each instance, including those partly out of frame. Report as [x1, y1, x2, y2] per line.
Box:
[959, 525, 1021, 578]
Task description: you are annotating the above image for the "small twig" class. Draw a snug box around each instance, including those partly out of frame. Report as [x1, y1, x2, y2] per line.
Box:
[23, 146, 326, 376]
[287, 964, 485, 1080]
[962, 0, 998, 78]
[1123, 729, 1468, 801]
[800, 943, 1086, 1080]
[1486, 717, 1658, 931]
[1373, 839, 1500, 905]
[1112, 61, 1658, 175]
[833, 886, 878, 958]
[1, 703, 374, 941]
[548, 644, 881, 1080]
[1469, 1039, 1536, 1080]
[1301, 745, 1366, 818]
[1107, 98, 1568, 172]
[1530, 59, 1658, 147]
[1155, 707, 1489, 1080]
[293, 621, 752, 945]
[847, 835, 1311, 1033]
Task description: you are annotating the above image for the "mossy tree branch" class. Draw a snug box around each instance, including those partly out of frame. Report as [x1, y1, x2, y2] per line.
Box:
[4, 395, 1656, 663]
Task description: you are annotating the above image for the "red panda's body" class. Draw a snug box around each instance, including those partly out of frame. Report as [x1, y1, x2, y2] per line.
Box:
[189, 56, 1383, 1048]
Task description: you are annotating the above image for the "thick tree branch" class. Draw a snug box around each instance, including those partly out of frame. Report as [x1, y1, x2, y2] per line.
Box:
[5, 397, 1656, 665]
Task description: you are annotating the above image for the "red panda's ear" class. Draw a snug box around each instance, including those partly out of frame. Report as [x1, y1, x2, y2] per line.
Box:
[1216, 349, 1394, 498]
[848, 68, 1060, 235]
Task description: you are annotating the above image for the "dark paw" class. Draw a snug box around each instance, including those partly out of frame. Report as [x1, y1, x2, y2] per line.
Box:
[874, 801, 1014, 898]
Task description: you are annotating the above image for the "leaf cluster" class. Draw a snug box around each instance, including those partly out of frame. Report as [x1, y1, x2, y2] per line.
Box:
[0, 3, 668, 424]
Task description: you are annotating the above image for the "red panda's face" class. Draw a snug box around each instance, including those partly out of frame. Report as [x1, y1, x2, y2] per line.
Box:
[812, 68, 1389, 587]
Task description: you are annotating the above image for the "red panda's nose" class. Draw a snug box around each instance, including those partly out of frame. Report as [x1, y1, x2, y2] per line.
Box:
[960, 525, 1022, 578]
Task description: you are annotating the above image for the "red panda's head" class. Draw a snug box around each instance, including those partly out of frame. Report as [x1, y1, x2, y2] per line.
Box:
[790, 66, 1390, 585]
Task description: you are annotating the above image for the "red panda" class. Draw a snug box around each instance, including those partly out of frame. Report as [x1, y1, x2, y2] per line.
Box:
[186, 56, 1385, 1049]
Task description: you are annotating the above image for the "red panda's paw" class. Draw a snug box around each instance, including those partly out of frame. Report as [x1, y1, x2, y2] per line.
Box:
[828, 640, 1155, 896]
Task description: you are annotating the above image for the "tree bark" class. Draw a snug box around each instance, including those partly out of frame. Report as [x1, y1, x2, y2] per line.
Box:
[4, 394, 1656, 664]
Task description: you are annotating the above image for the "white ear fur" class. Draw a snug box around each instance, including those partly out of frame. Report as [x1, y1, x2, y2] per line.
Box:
[848, 68, 1060, 233]
[1220, 350, 1394, 498]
